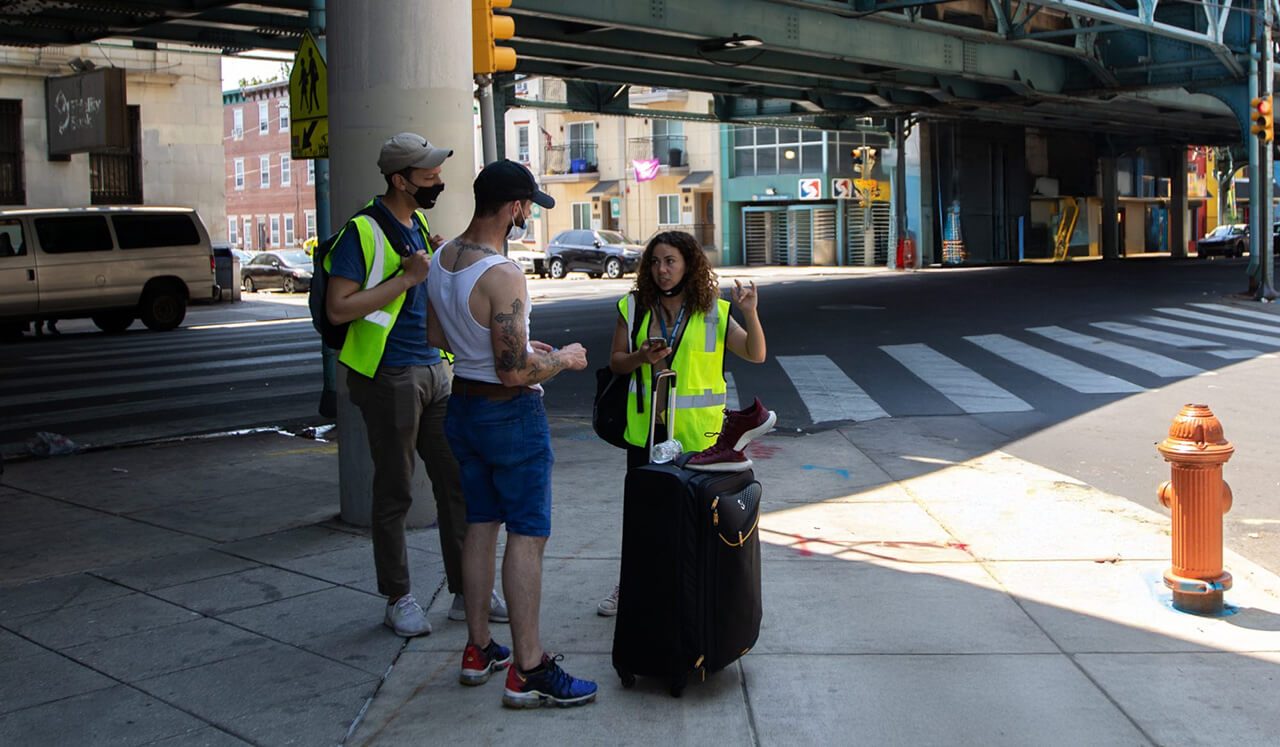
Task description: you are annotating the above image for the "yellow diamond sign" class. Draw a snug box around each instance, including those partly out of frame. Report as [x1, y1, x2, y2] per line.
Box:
[289, 32, 328, 159]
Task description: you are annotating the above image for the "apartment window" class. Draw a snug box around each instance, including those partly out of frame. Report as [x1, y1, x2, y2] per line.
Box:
[567, 122, 596, 166]
[90, 105, 142, 205]
[284, 214, 295, 246]
[233, 158, 245, 190]
[657, 194, 680, 226]
[305, 210, 316, 240]
[243, 217, 253, 250]
[652, 119, 685, 166]
[232, 108, 243, 140]
[733, 126, 823, 177]
[516, 125, 530, 163]
[306, 158, 315, 185]
[228, 217, 238, 246]
[270, 215, 280, 247]
[0, 100, 24, 205]
[260, 155, 270, 189]
[571, 202, 591, 230]
[280, 153, 291, 187]
[279, 100, 290, 131]
[258, 101, 269, 134]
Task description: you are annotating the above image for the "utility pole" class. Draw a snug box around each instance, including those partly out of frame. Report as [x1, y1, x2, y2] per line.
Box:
[1258, 3, 1278, 300]
[310, 0, 338, 418]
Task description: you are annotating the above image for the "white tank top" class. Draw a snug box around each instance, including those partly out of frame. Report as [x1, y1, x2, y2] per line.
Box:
[428, 252, 534, 385]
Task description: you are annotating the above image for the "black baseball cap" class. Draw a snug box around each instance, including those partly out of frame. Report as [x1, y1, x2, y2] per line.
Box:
[473, 159, 555, 209]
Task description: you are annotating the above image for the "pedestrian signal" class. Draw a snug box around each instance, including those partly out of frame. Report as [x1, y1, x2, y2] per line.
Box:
[472, 0, 517, 75]
[1251, 96, 1273, 143]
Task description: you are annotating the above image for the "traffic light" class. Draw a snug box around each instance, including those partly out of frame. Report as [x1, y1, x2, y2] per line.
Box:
[472, 0, 516, 75]
[1251, 96, 1273, 143]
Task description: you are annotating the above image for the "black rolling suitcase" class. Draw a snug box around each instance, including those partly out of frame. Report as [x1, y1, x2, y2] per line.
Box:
[612, 371, 763, 697]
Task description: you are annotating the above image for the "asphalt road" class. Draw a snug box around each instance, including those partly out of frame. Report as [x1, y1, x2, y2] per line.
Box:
[3, 258, 1278, 572]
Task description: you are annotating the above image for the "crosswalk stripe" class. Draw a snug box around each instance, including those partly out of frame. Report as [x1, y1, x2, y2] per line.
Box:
[1, 380, 319, 432]
[777, 355, 889, 422]
[880, 343, 1031, 413]
[3, 352, 319, 390]
[724, 372, 741, 411]
[1189, 303, 1280, 323]
[1027, 326, 1203, 377]
[23, 327, 317, 361]
[0, 364, 319, 409]
[1138, 316, 1280, 347]
[1155, 307, 1280, 334]
[1089, 321, 1223, 348]
[1208, 349, 1265, 360]
[965, 334, 1144, 393]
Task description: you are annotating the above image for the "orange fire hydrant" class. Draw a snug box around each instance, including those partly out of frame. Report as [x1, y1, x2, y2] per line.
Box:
[1157, 404, 1234, 614]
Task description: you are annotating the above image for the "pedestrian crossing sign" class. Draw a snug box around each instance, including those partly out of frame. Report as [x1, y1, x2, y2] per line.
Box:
[289, 32, 328, 159]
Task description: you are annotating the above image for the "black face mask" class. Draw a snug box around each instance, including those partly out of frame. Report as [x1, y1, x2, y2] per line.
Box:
[411, 183, 445, 210]
[659, 275, 688, 297]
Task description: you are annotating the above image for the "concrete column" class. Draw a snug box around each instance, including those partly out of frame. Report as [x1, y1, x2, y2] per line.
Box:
[328, 0, 476, 527]
[1100, 156, 1120, 260]
[1170, 147, 1188, 258]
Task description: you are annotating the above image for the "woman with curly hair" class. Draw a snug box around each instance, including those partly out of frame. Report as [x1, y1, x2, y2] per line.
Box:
[595, 230, 770, 616]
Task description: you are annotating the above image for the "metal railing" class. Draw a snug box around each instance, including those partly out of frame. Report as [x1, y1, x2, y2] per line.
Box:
[628, 135, 688, 167]
[544, 143, 598, 175]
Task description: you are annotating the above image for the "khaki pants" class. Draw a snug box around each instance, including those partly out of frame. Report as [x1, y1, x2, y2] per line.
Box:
[347, 361, 466, 599]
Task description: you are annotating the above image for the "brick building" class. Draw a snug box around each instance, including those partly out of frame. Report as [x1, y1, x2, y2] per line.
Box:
[222, 80, 316, 253]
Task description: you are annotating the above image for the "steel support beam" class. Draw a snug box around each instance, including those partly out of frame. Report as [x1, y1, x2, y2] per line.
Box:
[510, 0, 1076, 93]
[1015, 0, 1246, 77]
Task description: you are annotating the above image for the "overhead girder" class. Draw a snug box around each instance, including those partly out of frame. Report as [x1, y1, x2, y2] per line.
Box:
[508, 0, 1079, 94]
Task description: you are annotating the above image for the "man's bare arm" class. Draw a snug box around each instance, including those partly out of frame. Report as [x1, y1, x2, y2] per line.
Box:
[426, 299, 451, 352]
[326, 250, 430, 325]
[487, 266, 586, 386]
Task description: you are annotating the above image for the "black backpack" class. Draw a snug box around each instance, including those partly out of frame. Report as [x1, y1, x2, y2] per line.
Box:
[309, 205, 422, 350]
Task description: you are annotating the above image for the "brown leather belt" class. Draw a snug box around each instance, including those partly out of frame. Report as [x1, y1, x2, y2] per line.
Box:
[451, 376, 534, 401]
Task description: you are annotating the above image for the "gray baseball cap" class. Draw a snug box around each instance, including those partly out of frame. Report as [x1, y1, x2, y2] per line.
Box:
[377, 132, 453, 175]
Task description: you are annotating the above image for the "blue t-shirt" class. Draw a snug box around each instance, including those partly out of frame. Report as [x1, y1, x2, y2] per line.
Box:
[328, 199, 441, 367]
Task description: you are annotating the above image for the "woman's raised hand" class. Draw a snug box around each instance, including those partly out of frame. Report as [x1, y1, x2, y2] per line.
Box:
[731, 279, 759, 313]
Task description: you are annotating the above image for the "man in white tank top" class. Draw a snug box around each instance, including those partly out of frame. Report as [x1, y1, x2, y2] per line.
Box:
[427, 160, 596, 708]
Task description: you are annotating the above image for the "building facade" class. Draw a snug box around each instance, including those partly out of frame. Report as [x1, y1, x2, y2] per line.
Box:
[0, 43, 224, 238]
[222, 81, 317, 253]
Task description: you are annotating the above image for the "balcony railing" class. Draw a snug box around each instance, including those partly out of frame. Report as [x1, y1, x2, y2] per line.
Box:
[628, 135, 687, 167]
[544, 142, 598, 175]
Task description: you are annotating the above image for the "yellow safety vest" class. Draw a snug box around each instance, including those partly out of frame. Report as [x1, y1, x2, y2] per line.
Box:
[324, 205, 432, 378]
[620, 295, 730, 452]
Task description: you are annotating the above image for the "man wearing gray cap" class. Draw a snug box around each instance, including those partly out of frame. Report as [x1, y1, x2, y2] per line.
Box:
[325, 132, 507, 637]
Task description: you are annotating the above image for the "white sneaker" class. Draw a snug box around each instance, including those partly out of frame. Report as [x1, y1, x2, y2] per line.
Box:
[384, 593, 431, 637]
[596, 585, 619, 617]
[448, 590, 510, 623]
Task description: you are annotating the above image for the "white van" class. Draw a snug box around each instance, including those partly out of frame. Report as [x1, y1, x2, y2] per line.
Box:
[0, 206, 217, 338]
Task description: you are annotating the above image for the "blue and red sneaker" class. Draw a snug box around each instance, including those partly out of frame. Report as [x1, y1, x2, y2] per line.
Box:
[459, 639, 512, 686]
[502, 653, 598, 708]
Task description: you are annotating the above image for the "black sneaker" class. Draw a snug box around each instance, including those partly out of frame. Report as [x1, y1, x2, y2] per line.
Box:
[502, 653, 598, 708]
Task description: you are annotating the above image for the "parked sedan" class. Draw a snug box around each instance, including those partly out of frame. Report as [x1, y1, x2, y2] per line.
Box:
[544, 229, 643, 279]
[1196, 224, 1248, 258]
[242, 249, 313, 293]
[508, 246, 546, 276]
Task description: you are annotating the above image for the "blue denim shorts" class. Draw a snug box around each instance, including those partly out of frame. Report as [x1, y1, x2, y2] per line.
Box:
[444, 390, 554, 537]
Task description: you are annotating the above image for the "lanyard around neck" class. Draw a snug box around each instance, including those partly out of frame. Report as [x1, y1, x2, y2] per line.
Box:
[656, 303, 686, 349]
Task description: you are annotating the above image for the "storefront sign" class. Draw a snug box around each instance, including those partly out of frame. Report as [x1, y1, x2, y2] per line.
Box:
[44, 68, 128, 155]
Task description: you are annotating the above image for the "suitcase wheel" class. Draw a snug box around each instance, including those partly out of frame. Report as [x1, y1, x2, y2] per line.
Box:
[669, 673, 688, 698]
[617, 670, 636, 689]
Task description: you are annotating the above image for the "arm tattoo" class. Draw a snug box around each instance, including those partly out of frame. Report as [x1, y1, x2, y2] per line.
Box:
[493, 296, 569, 383]
[494, 298, 528, 373]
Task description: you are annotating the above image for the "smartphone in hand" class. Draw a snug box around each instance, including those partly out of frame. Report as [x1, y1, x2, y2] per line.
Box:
[645, 337, 667, 349]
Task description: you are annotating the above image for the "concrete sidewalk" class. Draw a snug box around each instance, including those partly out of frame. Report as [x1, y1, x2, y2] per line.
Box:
[3, 413, 1280, 745]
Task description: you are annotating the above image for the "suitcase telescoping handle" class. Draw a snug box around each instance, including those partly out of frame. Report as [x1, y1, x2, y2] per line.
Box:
[648, 369, 681, 464]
